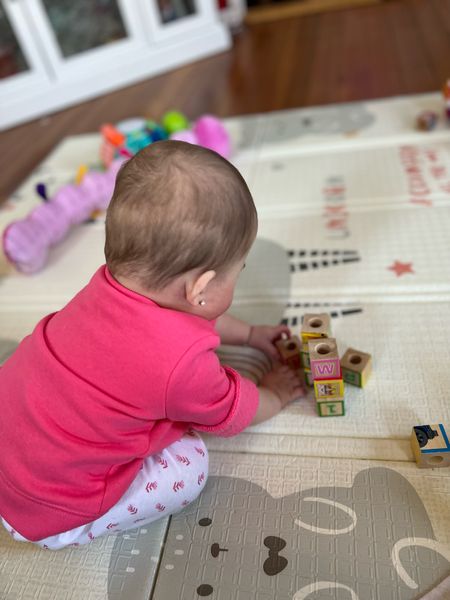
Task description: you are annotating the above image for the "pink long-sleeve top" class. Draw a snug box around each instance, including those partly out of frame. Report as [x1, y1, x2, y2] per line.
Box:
[0, 266, 259, 541]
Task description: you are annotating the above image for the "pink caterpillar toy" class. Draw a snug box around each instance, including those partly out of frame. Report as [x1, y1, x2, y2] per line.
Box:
[3, 159, 124, 274]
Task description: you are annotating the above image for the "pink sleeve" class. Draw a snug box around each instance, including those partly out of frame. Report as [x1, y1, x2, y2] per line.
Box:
[165, 338, 259, 437]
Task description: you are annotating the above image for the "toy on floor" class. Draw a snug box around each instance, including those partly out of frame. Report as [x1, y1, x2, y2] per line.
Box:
[275, 335, 302, 370]
[162, 110, 189, 135]
[300, 313, 332, 392]
[3, 159, 124, 274]
[170, 115, 232, 159]
[411, 424, 450, 468]
[100, 112, 231, 167]
[300, 313, 331, 342]
[340, 347, 372, 388]
[309, 337, 345, 417]
[416, 110, 438, 131]
[276, 312, 373, 417]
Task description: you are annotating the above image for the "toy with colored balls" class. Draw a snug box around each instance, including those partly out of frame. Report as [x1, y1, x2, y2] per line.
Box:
[125, 129, 153, 154]
[99, 112, 230, 168]
[170, 114, 231, 159]
[145, 121, 168, 142]
[162, 111, 189, 136]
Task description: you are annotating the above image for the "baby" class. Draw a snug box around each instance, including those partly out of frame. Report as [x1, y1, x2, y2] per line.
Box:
[0, 141, 304, 550]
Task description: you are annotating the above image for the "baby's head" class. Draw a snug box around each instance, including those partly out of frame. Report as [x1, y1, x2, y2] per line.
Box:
[105, 141, 257, 317]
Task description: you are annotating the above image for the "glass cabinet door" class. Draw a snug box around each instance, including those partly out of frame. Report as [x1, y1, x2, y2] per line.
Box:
[0, 3, 28, 80]
[0, 0, 229, 130]
[0, 0, 54, 130]
[39, 0, 128, 59]
[156, 0, 196, 24]
[24, 0, 148, 77]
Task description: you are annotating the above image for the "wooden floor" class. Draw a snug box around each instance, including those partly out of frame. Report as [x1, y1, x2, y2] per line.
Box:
[1, 0, 450, 203]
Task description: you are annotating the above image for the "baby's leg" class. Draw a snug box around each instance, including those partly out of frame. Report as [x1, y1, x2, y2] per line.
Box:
[2, 430, 208, 550]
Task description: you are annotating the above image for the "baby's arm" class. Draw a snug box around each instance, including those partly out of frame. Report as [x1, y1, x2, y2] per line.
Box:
[251, 365, 304, 425]
[214, 313, 251, 346]
[215, 313, 290, 360]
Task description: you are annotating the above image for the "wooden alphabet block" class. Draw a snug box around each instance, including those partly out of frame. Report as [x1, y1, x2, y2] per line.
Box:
[340, 348, 372, 388]
[301, 313, 331, 344]
[411, 424, 450, 468]
[300, 344, 311, 370]
[275, 336, 302, 370]
[314, 378, 344, 400]
[308, 337, 341, 380]
[317, 400, 345, 417]
[303, 368, 314, 387]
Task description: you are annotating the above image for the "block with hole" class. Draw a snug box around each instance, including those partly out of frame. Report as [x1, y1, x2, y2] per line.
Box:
[411, 424, 450, 468]
[275, 335, 302, 370]
[300, 313, 331, 344]
[340, 348, 372, 387]
[308, 337, 341, 381]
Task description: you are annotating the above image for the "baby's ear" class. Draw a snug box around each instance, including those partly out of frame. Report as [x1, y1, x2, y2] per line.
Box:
[186, 269, 216, 307]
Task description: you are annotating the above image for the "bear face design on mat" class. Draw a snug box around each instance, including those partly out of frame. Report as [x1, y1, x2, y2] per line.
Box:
[145, 468, 449, 600]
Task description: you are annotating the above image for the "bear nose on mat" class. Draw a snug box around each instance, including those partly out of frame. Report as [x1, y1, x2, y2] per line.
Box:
[210, 543, 229, 557]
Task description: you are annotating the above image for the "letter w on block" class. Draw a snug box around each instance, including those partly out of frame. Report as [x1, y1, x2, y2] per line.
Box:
[311, 358, 341, 380]
[317, 363, 335, 376]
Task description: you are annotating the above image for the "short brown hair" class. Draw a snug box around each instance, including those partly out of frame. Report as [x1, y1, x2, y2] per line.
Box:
[105, 141, 257, 290]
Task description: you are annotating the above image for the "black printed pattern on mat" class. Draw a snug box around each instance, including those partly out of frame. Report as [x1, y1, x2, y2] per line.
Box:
[281, 304, 363, 327]
[287, 249, 360, 273]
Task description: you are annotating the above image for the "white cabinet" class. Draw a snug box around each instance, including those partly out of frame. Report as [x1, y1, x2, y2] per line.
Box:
[0, 0, 230, 130]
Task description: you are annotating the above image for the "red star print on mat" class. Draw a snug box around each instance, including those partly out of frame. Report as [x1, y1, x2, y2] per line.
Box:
[388, 260, 415, 276]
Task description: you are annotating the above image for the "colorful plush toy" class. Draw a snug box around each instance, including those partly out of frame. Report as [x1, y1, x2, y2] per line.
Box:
[3, 111, 231, 275]
[100, 112, 231, 166]
[3, 159, 124, 274]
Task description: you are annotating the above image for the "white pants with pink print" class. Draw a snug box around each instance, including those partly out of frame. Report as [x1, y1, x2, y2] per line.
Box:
[1, 430, 208, 550]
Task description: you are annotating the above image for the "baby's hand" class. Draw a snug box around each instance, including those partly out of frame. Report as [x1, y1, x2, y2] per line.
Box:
[247, 325, 291, 361]
[261, 365, 305, 408]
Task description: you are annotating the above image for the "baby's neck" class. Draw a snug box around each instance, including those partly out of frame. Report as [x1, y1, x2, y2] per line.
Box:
[114, 274, 155, 300]
[114, 273, 188, 314]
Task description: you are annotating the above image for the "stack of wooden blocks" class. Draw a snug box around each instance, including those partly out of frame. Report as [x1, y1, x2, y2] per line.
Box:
[300, 314, 344, 417]
[276, 318, 449, 470]
[276, 312, 373, 417]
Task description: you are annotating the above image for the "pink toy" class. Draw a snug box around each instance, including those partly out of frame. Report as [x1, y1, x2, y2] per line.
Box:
[170, 115, 231, 159]
[3, 159, 124, 274]
[170, 130, 198, 145]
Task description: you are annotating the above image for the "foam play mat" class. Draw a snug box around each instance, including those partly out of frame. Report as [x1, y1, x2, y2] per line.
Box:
[1, 93, 450, 599]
